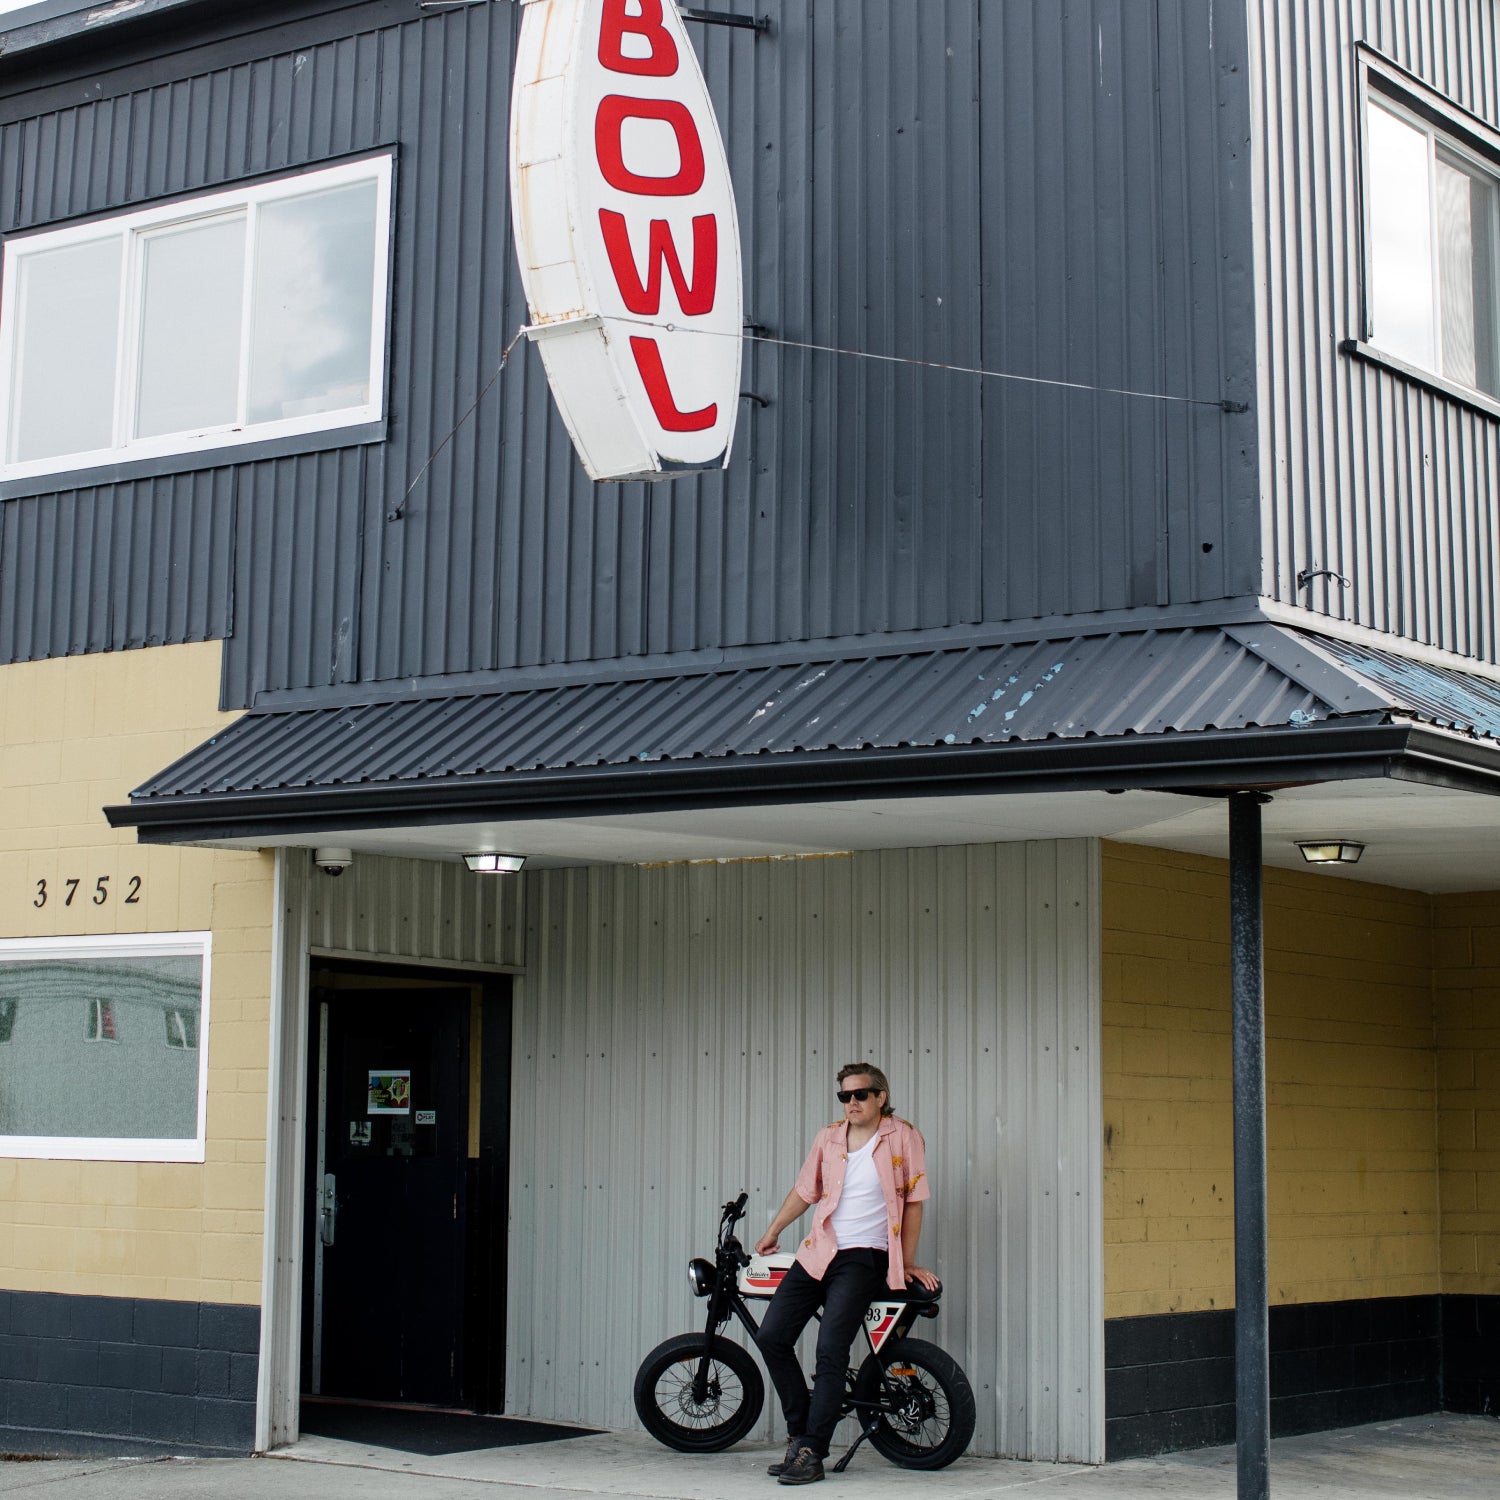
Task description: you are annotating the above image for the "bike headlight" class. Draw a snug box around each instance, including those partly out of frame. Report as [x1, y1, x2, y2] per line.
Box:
[687, 1258, 717, 1298]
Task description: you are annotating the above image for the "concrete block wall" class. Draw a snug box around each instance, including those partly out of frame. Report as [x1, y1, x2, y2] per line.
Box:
[0, 645, 271, 1454]
[1433, 893, 1500, 1297]
[0, 1289, 258, 1455]
[1102, 841, 1500, 1450]
[1102, 841, 1439, 1320]
[1432, 893, 1500, 1412]
[0, 643, 272, 1304]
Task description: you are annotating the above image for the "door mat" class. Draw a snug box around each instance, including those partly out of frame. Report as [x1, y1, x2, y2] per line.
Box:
[299, 1400, 603, 1456]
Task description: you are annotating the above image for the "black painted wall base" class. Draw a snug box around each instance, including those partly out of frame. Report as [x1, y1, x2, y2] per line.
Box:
[1443, 1295, 1500, 1417]
[0, 1289, 257, 1458]
[1106, 1294, 1469, 1459]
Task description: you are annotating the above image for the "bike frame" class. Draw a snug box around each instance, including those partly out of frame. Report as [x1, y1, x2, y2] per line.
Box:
[689, 1195, 940, 1430]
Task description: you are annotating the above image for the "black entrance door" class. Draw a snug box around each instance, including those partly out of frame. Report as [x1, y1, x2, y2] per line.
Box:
[312, 988, 469, 1406]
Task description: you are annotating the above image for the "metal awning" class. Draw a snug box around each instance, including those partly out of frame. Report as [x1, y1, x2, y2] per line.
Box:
[105, 623, 1500, 845]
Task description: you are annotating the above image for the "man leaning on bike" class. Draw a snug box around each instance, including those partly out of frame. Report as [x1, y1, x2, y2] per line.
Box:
[753, 1062, 938, 1486]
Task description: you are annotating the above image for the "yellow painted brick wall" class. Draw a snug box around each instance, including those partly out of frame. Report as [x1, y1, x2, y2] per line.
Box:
[1103, 841, 1439, 1319]
[0, 644, 271, 1306]
[1432, 893, 1500, 1296]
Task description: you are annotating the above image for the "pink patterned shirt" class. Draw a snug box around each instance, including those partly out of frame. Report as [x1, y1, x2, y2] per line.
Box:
[792, 1114, 930, 1290]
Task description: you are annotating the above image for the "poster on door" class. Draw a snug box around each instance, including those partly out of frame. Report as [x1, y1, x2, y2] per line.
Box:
[367, 1070, 412, 1114]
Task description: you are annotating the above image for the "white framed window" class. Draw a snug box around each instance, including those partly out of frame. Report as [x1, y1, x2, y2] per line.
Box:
[0, 155, 392, 483]
[1362, 86, 1500, 400]
[0, 932, 212, 1162]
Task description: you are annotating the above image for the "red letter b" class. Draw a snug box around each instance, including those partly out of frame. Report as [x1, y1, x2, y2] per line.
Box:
[599, 0, 679, 78]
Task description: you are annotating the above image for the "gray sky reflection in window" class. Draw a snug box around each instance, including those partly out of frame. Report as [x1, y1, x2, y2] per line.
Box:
[135, 215, 247, 440]
[11, 238, 120, 463]
[248, 181, 379, 424]
[0, 955, 202, 1140]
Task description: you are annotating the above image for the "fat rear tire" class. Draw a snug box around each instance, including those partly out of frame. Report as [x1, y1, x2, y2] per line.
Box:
[633, 1331, 765, 1452]
[852, 1337, 976, 1469]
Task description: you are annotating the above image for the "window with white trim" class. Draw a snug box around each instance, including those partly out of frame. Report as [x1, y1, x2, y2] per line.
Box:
[1364, 90, 1500, 398]
[0, 933, 212, 1162]
[0, 155, 392, 482]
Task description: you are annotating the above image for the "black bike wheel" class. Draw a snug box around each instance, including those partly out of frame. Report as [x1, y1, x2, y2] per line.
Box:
[633, 1331, 765, 1452]
[852, 1337, 976, 1470]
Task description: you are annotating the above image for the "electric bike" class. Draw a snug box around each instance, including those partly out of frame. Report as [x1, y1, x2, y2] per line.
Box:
[633, 1192, 976, 1471]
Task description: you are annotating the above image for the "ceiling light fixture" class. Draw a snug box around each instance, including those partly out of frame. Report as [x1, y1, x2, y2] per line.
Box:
[464, 853, 526, 875]
[1295, 840, 1365, 866]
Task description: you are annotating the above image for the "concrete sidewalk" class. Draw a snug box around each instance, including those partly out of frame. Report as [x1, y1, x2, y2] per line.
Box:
[0, 1415, 1495, 1498]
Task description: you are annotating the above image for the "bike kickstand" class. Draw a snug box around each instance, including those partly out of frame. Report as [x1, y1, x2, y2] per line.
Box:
[830, 1429, 872, 1474]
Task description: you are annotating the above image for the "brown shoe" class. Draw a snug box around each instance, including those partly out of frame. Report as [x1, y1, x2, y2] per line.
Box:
[767, 1436, 800, 1476]
[777, 1447, 825, 1485]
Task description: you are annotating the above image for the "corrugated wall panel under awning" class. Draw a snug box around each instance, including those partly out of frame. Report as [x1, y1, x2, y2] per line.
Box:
[301, 850, 525, 971]
[506, 840, 1103, 1464]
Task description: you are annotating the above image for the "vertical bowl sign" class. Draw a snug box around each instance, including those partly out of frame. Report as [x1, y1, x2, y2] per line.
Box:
[509, 0, 744, 483]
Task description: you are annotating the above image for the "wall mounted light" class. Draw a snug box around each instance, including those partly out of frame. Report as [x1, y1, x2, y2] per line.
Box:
[1295, 840, 1365, 865]
[464, 852, 526, 874]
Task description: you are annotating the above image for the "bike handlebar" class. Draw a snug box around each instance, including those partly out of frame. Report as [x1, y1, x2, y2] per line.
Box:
[720, 1196, 751, 1269]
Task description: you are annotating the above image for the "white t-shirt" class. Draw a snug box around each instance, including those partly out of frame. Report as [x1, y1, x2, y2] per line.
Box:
[829, 1134, 889, 1249]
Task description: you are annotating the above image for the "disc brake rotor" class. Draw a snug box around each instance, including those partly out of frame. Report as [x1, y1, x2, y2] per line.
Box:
[888, 1372, 938, 1430]
[673, 1360, 723, 1416]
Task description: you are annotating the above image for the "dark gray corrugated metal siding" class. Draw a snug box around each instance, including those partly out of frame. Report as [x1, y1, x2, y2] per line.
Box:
[0, 469, 234, 660]
[0, 0, 1258, 702]
[233, 449, 369, 691]
[981, 0, 1258, 618]
[1251, 0, 1500, 664]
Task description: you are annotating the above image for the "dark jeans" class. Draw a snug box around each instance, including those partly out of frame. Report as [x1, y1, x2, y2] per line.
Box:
[755, 1249, 888, 1458]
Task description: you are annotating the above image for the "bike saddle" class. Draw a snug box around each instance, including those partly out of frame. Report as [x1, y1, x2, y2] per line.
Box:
[884, 1281, 942, 1306]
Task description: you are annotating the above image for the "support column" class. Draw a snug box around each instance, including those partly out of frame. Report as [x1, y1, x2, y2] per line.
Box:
[1229, 792, 1270, 1500]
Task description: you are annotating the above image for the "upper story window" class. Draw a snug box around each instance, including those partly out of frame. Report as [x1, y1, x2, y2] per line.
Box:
[0, 155, 392, 484]
[1363, 82, 1500, 401]
[85, 997, 120, 1042]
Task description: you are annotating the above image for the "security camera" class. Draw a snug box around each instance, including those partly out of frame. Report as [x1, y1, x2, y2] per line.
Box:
[313, 847, 354, 878]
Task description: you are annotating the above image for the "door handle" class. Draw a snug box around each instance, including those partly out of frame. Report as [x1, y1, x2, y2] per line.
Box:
[319, 1172, 337, 1246]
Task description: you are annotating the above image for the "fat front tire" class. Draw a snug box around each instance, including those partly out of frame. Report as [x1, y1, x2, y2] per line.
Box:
[852, 1337, 976, 1469]
[633, 1332, 765, 1452]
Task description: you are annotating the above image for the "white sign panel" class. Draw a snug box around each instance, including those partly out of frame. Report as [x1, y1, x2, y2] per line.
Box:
[510, 0, 744, 483]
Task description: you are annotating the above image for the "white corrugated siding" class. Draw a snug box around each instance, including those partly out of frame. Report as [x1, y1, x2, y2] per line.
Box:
[304, 850, 525, 969]
[506, 841, 1102, 1463]
[1249, 0, 1500, 661]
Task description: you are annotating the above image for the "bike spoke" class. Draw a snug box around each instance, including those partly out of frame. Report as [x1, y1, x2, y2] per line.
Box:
[655, 1357, 746, 1429]
[878, 1364, 952, 1451]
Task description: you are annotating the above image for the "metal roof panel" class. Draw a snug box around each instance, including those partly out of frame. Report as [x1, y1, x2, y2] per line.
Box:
[130, 627, 1352, 802]
[1307, 635, 1500, 741]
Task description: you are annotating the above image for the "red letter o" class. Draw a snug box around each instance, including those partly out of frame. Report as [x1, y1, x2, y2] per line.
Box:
[595, 96, 706, 197]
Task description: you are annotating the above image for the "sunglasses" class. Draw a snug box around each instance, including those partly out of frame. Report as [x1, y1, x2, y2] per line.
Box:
[836, 1088, 879, 1103]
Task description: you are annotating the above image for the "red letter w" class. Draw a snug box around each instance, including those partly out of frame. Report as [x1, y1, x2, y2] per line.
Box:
[599, 210, 719, 317]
